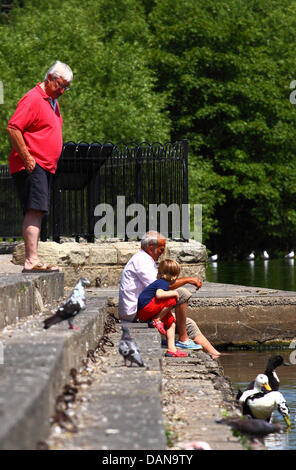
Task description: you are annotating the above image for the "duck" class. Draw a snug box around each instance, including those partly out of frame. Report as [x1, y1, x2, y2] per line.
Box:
[263, 250, 269, 259]
[285, 250, 295, 259]
[236, 371, 271, 400]
[238, 374, 290, 426]
[247, 252, 255, 260]
[238, 373, 271, 402]
[209, 254, 218, 262]
[244, 355, 289, 392]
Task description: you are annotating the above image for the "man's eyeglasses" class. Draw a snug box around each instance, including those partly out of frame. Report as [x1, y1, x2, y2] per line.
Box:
[54, 78, 70, 91]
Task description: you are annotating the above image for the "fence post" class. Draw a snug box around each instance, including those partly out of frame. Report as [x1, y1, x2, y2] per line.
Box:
[182, 140, 189, 241]
[0, 80, 3, 105]
[182, 139, 189, 206]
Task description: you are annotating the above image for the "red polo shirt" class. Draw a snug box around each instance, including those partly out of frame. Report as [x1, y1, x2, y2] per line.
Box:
[8, 83, 63, 174]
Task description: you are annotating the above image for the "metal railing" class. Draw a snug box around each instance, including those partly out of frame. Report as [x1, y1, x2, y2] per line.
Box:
[0, 140, 188, 241]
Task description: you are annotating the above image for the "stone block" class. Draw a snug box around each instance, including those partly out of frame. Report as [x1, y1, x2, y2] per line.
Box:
[166, 239, 208, 263]
[89, 245, 117, 265]
[0, 273, 64, 328]
[61, 266, 124, 287]
[179, 263, 207, 281]
[114, 242, 140, 265]
[57, 243, 89, 266]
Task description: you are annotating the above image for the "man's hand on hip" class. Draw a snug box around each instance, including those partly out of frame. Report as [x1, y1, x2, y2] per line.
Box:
[24, 155, 36, 173]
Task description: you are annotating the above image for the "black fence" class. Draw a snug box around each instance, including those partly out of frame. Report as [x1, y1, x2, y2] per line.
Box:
[0, 140, 188, 242]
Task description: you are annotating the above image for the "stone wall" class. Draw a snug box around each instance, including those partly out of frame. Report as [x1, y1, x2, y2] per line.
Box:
[12, 240, 207, 287]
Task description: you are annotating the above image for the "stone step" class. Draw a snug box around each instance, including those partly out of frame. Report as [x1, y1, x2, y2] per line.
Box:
[0, 295, 109, 450]
[0, 272, 64, 329]
[52, 324, 167, 450]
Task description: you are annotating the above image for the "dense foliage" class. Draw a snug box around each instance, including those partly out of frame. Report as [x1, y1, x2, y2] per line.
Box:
[148, 0, 296, 256]
[0, 0, 170, 150]
[1, 0, 296, 256]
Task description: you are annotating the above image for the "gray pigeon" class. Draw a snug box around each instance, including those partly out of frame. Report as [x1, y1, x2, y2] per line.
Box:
[44, 277, 91, 329]
[119, 325, 144, 367]
[217, 416, 283, 440]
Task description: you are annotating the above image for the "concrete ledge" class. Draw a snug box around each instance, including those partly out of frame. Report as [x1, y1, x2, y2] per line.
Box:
[0, 273, 64, 328]
[0, 296, 108, 450]
[188, 282, 296, 345]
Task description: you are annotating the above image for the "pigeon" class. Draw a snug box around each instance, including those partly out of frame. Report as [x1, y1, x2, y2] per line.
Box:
[217, 416, 283, 441]
[43, 277, 91, 330]
[119, 325, 145, 367]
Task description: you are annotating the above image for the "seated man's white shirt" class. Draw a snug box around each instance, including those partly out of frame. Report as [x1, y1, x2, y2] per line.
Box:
[118, 249, 157, 321]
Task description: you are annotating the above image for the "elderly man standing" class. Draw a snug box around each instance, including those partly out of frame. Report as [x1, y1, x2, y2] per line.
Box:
[118, 231, 220, 357]
[7, 61, 73, 273]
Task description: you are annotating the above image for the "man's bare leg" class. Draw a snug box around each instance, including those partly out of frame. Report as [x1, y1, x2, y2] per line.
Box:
[23, 209, 43, 270]
[193, 332, 221, 358]
[174, 302, 189, 342]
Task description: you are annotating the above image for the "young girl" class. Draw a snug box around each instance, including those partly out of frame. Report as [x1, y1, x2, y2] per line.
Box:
[137, 258, 187, 357]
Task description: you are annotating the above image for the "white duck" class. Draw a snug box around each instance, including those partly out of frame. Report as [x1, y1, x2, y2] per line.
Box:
[247, 252, 255, 260]
[209, 254, 218, 262]
[285, 250, 295, 259]
[263, 251, 269, 259]
[239, 374, 290, 426]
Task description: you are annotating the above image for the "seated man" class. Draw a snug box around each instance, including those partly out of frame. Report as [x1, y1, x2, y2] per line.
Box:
[118, 231, 221, 357]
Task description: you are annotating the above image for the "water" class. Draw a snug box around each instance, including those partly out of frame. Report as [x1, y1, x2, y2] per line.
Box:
[206, 259, 296, 449]
[206, 258, 296, 291]
[219, 350, 296, 450]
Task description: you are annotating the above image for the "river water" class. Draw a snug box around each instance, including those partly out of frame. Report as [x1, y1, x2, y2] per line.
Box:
[206, 259, 296, 450]
[206, 258, 296, 291]
[219, 350, 296, 450]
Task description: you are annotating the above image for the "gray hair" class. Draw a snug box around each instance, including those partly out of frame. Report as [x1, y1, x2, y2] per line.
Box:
[45, 61, 73, 83]
[141, 231, 165, 250]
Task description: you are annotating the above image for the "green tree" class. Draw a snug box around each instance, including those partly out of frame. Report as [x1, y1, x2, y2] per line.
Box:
[0, 0, 170, 164]
[149, 0, 296, 255]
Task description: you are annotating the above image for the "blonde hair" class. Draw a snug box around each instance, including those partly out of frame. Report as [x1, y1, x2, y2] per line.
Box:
[157, 258, 180, 283]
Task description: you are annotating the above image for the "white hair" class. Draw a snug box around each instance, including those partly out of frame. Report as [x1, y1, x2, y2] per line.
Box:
[45, 61, 73, 83]
[141, 231, 165, 250]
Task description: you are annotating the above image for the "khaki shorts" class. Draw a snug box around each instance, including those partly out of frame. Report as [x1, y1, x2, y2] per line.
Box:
[175, 287, 192, 305]
[175, 317, 201, 338]
[185, 317, 201, 338]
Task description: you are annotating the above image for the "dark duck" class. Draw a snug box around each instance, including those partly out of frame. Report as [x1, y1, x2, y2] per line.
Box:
[236, 355, 289, 400]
